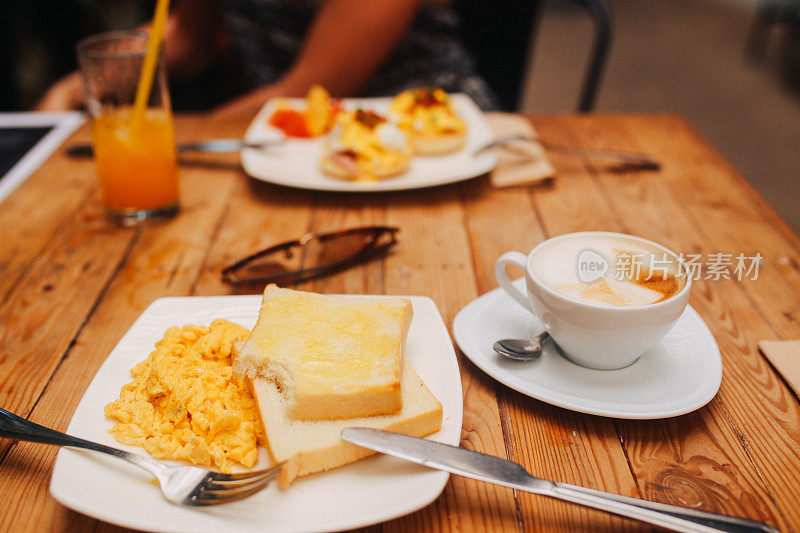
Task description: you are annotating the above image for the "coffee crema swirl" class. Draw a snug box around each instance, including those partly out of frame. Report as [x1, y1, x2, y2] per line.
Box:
[630, 272, 682, 304]
[532, 235, 686, 307]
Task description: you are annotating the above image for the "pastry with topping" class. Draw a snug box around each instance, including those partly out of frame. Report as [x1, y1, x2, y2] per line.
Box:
[389, 87, 467, 155]
[321, 108, 413, 182]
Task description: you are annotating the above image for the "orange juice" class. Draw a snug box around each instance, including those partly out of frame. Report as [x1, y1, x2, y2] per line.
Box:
[91, 107, 179, 211]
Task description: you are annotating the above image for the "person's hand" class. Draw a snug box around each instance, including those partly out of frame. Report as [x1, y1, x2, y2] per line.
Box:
[35, 72, 85, 111]
[209, 84, 285, 122]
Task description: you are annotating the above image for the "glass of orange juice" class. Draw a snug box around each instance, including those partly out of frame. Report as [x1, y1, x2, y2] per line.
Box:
[77, 31, 179, 225]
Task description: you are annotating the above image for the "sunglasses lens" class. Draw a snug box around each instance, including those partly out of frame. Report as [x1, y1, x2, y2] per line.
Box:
[223, 227, 397, 285]
[233, 246, 303, 281]
[308, 231, 378, 265]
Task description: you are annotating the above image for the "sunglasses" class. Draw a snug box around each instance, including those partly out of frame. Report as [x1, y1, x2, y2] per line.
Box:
[221, 226, 399, 286]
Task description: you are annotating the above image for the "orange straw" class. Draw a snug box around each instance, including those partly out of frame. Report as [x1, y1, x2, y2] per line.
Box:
[132, 0, 171, 124]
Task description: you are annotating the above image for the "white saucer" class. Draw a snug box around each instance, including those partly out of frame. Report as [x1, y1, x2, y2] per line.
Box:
[453, 279, 722, 419]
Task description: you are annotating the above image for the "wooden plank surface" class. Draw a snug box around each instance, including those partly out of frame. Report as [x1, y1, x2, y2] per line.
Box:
[0, 113, 798, 533]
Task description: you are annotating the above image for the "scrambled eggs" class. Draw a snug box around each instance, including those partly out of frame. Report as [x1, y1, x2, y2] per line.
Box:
[323, 109, 412, 181]
[105, 319, 266, 472]
[390, 87, 466, 137]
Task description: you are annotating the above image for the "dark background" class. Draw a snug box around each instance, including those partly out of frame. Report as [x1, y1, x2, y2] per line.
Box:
[2, 0, 798, 232]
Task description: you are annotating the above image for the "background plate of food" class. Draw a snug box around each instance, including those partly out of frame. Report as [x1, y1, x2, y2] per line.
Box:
[50, 294, 462, 533]
[241, 90, 496, 192]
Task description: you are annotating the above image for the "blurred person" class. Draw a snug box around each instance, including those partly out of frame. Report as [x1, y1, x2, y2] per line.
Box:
[36, 0, 499, 117]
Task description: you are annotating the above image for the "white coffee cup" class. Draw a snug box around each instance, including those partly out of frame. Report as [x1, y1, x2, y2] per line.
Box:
[494, 231, 691, 370]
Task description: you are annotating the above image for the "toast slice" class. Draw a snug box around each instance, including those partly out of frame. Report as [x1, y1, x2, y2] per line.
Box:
[235, 285, 413, 421]
[249, 358, 442, 488]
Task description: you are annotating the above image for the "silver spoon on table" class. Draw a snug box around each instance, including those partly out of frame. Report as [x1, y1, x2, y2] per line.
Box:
[493, 331, 550, 361]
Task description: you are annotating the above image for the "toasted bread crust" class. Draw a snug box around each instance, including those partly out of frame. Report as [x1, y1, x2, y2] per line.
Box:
[247, 359, 443, 488]
[289, 382, 403, 421]
[277, 403, 443, 488]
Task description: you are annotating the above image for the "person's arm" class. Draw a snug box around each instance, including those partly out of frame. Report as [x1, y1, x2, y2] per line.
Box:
[160, 0, 222, 80]
[211, 0, 422, 119]
[34, 71, 84, 111]
[35, 0, 220, 111]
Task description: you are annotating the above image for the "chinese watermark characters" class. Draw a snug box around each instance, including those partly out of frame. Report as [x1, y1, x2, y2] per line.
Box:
[611, 252, 762, 281]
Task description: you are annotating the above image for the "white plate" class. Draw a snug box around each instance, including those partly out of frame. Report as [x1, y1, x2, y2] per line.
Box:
[241, 94, 496, 192]
[453, 279, 722, 419]
[51, 295, 463, 532]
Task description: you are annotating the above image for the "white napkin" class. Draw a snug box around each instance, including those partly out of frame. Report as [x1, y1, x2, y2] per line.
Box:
[759, 340, 800, 396]
[484, 112, 555, 188]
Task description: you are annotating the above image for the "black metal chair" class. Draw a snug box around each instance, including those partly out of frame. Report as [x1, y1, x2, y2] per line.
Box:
[745, 0, 800, 89]
[745, 0, 800, 59]
[455, 0, 613, 112]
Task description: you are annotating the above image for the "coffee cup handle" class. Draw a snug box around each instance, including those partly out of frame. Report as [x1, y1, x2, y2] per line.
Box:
[494, 251, 533, 313]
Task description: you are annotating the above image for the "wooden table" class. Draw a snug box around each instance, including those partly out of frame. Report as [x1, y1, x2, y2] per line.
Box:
[1, 112, 799, 532]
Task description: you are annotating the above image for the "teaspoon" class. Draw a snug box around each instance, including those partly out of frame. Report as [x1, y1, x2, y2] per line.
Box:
[493, 331, 550, 361]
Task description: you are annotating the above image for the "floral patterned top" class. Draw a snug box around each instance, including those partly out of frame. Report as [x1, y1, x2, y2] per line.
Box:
[220, 0, 500, 109]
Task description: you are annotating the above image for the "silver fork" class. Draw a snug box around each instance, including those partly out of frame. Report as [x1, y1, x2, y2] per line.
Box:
[474, 134, 662, 170]
[0, 407, 282, 506]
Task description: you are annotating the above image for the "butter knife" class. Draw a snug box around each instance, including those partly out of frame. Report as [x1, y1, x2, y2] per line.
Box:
[65, 138, 282, 157]
[341, 428, 777, 533]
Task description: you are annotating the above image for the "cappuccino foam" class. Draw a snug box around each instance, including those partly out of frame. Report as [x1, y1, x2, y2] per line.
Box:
[531, 234, 684, 306]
